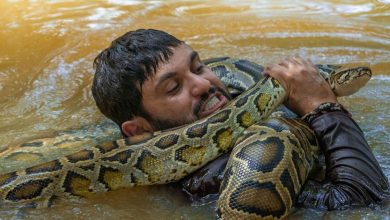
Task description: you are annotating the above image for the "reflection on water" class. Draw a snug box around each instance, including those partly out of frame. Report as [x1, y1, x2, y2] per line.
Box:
[0, 0, 389, 219]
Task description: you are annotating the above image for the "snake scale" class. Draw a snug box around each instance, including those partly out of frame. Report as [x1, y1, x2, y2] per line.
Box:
[0, 57, 371, 219]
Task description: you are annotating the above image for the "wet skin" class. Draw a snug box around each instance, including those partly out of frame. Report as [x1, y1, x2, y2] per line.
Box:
[121, 43, 231, 136]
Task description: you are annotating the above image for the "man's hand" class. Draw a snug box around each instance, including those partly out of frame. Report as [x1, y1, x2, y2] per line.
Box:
[265, 57, 337, 116]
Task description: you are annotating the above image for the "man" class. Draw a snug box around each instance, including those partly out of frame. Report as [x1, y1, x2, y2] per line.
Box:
[92, 29, 388, 210]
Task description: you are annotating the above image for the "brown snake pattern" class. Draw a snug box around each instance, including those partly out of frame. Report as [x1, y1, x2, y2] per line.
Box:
[0, 57, 371, 219]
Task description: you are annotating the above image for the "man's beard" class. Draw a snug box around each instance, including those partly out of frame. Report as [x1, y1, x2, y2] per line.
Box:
[146, 86, 231, 131]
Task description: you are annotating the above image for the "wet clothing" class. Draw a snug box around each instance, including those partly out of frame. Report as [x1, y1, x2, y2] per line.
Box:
[181, 110, 389, 210]
[297, 111, 389, 209]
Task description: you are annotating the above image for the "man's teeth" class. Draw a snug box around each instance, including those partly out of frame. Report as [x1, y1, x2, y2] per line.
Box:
[205, 96, 220, 111]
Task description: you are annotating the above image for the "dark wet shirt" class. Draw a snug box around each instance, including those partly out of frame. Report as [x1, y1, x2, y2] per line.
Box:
[181, 111, 389, 210]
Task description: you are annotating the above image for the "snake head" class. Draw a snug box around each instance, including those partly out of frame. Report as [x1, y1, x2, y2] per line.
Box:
[330, 66, 372, 97]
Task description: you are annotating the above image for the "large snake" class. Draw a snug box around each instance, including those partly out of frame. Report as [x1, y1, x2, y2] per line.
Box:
[0, 57, 371, 219]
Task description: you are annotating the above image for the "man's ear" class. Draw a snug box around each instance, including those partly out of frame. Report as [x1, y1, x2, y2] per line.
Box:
[121, 117, 154, 137]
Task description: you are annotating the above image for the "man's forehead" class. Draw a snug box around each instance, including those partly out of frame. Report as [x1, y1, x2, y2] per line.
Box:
[140, 43, 198, 90]
[171, 43, 198, 61]
[153, 44, 198, 77]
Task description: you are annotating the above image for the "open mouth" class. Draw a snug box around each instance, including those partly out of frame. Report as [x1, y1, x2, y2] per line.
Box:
[198, 92, 228, 118]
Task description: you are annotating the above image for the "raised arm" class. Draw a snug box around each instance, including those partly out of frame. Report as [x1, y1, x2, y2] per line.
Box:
[266, 57, 389, 209]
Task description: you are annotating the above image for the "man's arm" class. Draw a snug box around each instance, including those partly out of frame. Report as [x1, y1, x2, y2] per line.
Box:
[266, 57, 389, 209]
[297, 111, 389, 209]
[181, 57, 388, 209]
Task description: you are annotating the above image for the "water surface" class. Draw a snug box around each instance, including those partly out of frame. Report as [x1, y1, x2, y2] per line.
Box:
[0, 0, 389, 219]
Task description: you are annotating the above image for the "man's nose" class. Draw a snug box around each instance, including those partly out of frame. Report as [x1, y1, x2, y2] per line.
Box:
[190, 74, 211, 97]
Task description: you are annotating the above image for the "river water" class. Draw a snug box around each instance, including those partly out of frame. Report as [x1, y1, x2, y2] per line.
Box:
[0, 0, 389, 219]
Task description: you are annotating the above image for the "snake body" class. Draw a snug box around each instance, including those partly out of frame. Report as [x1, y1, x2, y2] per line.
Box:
[0, 58, 371, 219]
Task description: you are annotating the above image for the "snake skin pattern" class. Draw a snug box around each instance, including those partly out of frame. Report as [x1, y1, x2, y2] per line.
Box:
[0, 57, 371, 219]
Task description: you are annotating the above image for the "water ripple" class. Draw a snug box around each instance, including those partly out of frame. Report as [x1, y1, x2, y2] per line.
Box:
[265, 32, 390, 46]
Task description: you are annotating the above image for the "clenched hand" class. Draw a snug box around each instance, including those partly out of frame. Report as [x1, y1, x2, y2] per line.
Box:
[265, 57, 337, 116]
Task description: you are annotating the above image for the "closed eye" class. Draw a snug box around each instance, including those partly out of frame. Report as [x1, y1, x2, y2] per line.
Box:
[167, 82, 180, 94]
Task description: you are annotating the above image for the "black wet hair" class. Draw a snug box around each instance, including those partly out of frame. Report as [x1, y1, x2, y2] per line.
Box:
[91, 29, 183, 128]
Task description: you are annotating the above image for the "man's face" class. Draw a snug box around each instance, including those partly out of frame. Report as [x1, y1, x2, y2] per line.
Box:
[141, 43, 230, 131]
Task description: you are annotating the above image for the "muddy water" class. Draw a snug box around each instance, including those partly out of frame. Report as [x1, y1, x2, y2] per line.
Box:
[0, 0, 389, 219]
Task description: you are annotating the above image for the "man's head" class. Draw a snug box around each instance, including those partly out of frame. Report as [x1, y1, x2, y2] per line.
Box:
[92, 29, 230, 137]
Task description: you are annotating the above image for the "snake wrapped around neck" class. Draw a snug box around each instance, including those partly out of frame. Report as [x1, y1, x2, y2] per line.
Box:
[0, 57, 371, 219]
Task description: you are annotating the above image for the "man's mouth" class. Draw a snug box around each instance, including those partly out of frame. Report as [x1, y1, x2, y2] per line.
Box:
[198, 93, 228, 118]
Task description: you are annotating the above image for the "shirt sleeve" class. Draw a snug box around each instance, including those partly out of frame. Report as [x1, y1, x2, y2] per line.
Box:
[180, 153, 229, 200]
[297, 111, 389, 210]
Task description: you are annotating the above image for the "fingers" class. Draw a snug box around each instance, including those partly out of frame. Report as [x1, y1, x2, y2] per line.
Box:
[268, 56, 313, 69]
[264, 62, 290, 92]
[264, 56, 337, 116]
[276, 57, 298, 69]
[265, 56, 305, 81]
[264, 56, 313, 79]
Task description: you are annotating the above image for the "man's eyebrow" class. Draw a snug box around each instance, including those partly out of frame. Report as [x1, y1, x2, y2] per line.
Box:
[156, 51, 199, 90]
[156, 71, 177, 89]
